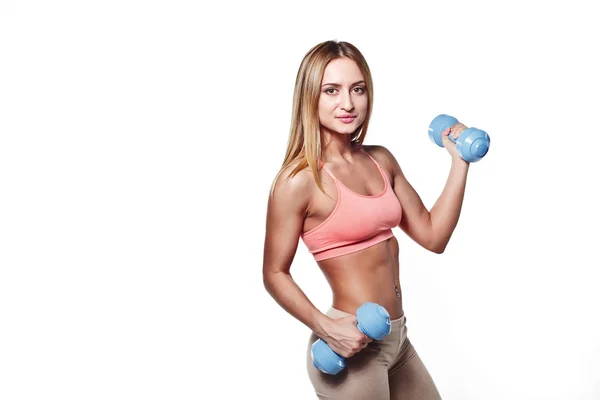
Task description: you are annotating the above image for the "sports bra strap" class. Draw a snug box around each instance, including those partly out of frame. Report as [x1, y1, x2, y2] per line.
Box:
[360, 147, 386, 176]
[319, 147, 378, 181]
[318, 159, 337, 181]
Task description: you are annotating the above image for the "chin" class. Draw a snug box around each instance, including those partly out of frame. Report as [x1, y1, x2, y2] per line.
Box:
[339, 124, 362, 135]
[322, 120, 362, 136]
[331, 129, 355, 136]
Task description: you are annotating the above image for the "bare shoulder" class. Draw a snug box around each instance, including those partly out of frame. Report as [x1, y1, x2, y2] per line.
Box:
[361, 144, 401, 175]
[269, 161, 314, 211]
[264, 162, 315, 274]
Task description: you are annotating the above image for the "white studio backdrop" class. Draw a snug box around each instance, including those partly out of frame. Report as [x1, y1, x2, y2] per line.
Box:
[1, 1, 599, 399]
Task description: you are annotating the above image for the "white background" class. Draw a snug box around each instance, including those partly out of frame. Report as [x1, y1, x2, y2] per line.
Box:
[1, 1, 599, 399]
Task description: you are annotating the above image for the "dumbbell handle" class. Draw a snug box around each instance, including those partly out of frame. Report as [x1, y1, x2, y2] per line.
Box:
[315, 321, 369, 363]
[447, 131, 458, 145]
[428, 114, 490, 162]
[311, 303, 391, 375]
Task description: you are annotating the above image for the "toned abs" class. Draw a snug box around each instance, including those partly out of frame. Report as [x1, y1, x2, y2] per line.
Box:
[318, 236, 404, 320]
[303, 159, 404, 320]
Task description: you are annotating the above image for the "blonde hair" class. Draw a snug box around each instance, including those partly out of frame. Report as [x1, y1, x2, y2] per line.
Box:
[270, 40, 374, 196]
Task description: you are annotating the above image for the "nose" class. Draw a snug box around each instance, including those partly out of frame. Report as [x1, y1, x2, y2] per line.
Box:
[340, 90, 354, 112]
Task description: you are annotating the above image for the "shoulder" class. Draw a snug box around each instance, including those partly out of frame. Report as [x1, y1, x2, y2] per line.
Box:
[269, 161, 314, 208]
[361, 144, 401, 174]
[361, 144, 394, 159]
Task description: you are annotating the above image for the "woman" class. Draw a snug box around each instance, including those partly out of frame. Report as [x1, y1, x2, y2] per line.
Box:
[262, 40, 469, 399]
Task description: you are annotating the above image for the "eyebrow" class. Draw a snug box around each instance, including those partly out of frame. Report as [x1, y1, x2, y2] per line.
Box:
[322, 80, 366, 87]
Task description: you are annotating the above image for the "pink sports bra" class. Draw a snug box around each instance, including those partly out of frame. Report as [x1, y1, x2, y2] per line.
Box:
[300, 147, 403, 261]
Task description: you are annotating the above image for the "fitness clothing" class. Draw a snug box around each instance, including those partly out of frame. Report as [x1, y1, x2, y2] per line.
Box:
[306, 307, 442, 400]
[300, 148, 403, 261]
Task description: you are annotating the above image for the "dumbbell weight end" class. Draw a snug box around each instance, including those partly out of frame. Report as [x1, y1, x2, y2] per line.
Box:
[311, 303, 392, 375]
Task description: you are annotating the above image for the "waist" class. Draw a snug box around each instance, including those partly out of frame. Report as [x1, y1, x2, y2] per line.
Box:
[332, 298, 404, 320]
[325, 306, 406, 331]
[319, 237, 402, 318]
[326, 264, 404, 319]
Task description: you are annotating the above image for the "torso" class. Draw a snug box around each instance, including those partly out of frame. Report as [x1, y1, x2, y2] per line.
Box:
[302, 145, 404, 319]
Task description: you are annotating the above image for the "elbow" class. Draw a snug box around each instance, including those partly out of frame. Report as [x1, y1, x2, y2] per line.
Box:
[431, 245, 446, 254]
[263, 269, 285, 293]
[425, 220, 447, 254]
[428, 239, 447, 254]
[263, 274, 277, 299]
[426, 228, 450, 254]
[263, 271, 274, 291]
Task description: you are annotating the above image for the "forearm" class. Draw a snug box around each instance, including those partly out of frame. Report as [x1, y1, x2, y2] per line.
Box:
[263, 271, 330, 337]
[429, 158, 470, 252]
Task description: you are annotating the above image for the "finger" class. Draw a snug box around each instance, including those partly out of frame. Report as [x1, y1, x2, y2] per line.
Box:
[341, 349, 353, 358]
[446, 127, 455, 139]
[442, 127, 450, 136]
[452, 123, 466, 139]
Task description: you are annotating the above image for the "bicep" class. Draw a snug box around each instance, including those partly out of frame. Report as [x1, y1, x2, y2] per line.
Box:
[377, 146, 434, 250]
[393, 170, 432, 241]
[262, 171, 310, 276]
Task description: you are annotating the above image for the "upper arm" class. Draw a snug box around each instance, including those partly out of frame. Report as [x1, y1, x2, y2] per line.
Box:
[367, 145, 436, 252]
[262, 165, 312, 277]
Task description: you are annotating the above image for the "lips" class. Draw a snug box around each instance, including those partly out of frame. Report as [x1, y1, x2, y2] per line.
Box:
[337, 116, 356, 124]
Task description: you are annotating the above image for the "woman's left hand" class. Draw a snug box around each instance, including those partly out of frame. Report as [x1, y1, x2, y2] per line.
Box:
[441, 122, 468, 161]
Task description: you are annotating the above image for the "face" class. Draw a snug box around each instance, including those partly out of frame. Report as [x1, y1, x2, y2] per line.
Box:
[318, 57, 368, 137]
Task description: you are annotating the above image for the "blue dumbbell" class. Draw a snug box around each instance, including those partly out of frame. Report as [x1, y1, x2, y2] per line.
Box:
[428, 114, 490, 162]
[311, 302, 392, 375]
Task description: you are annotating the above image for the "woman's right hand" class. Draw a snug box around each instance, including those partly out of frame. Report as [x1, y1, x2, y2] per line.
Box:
[321, 315, 372, 358]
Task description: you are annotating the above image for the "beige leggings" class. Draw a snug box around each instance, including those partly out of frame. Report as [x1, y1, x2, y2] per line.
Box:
[306, 307, 442, 400]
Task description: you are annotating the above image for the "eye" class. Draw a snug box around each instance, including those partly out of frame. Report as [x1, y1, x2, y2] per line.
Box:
[325, 88, 337, 94]
[353, 87, 365, 93]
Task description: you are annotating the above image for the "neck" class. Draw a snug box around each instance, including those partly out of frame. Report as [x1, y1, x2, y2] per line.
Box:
[321, 128, 360, 163]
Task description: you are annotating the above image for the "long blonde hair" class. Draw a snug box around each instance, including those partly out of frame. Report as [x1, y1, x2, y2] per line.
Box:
[270, 40, 374, 196]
